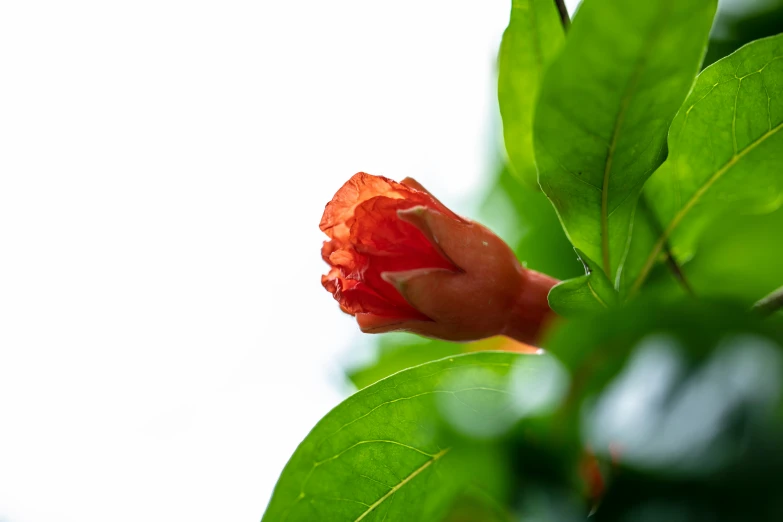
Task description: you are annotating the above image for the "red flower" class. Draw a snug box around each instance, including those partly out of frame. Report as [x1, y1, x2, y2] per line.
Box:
[320, 172, 557, 343]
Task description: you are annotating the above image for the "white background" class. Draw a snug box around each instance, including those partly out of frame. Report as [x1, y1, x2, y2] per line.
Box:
[0, 1, 673, 521]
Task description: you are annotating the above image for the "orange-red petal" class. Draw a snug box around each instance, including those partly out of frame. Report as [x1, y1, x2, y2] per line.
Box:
[320, 173, 460, 322]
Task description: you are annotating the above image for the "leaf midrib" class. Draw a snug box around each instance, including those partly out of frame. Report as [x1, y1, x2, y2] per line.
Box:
[587, 280, 609, 308]
[354, 448, 451, 521]
[600, 2, 670, 278]
[525, 0, 544, 71]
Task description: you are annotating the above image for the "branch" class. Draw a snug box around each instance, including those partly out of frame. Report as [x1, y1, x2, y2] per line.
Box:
[753, 285, 783, 316]
[637, 195, 694, 296]
[555, 0, 571, 30]
[663, 246, 694, 296]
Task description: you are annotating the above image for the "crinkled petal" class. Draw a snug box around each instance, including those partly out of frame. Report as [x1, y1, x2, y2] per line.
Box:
[320, 172, 462, 322]
[320, 172, 460, 243]
[321, 266, 427, 320]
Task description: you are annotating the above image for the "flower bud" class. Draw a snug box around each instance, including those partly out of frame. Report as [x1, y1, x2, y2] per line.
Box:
[320, 173, 558, 344]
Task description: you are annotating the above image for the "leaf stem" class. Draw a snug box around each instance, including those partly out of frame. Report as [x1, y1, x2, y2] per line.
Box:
[753, 285, 783, 316]
[636, 195, 694, 297]
[554, 0, 571, 29]
[664, 248, 694, 296]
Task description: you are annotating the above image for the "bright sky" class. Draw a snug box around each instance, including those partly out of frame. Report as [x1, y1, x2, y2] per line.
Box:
[0, 1, 552, 521]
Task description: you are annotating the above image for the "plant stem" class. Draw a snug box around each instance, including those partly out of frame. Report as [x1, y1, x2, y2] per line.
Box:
[753, 285, 783, 316]
[504, 269, 559, 345]
[664, 249, 694, 296]
[637, 195, 694, 297]
[555, 0, 571, 29]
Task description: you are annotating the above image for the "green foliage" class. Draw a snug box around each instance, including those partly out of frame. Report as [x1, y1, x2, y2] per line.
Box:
[346, 334, 464, 390]
[534, 0, 716, 285]
[548, 248, 618, 317]
[705, 0, 783, 68]
[271, 1, 783, 520]
[483, 167, 583, 281]
[545, 299, 783, 521]
[640, 204, 783, 306]
[628, 34, 783, 295]
[263, 352, 537, 521]
[498, 0, 564, 188]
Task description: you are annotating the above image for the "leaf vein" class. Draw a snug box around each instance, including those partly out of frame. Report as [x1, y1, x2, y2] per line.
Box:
[354, 448, 451, 521]
[631, 119, 783, 294]
[599, 1, 670, 276]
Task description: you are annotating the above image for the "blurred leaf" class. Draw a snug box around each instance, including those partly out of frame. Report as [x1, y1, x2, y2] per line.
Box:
[705, 0, 783, 67]
[567, 303, 783, 522]
[263, 352, 529, 522]
[548, 248, 618, 317]
[481, 167, 583, 281]
[629, 34, 783, 295]
[442, 489, 514, 522]
[534, 0, 717, 284]
[498, 0, 564, 188]
[643, 205, 783, 306]
[542, 300, 783, 519]
[544, 298, 783, 454]
[755, 285, 783, 317]
[594, 456, 783, 521]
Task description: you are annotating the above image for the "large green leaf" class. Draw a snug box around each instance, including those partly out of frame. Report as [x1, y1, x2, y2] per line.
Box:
[263, 352, 532, 522]
[548, 248, 618, 317]
[498, 0, 564, 188]
[534, 0, 717, 285]
[628, 34, 783, 295]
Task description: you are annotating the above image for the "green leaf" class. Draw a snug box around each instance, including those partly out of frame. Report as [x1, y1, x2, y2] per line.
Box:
[628, 34, 783, 295]
[498, 0, 565, 188]
[263, 352, 531, 522]
[534, 0, 717, 284]
[441, 489, 516, 522]
[548, 248, 618, 317]
[346, 334, 464, 390]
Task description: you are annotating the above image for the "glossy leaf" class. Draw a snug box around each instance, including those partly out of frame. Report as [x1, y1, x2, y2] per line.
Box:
[548, 248, 618, 317]
[263, 352, 528, 522]
[498, 0, 564, 188]
[534, 0, 717, 285]
[628, 34, 783, 295]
